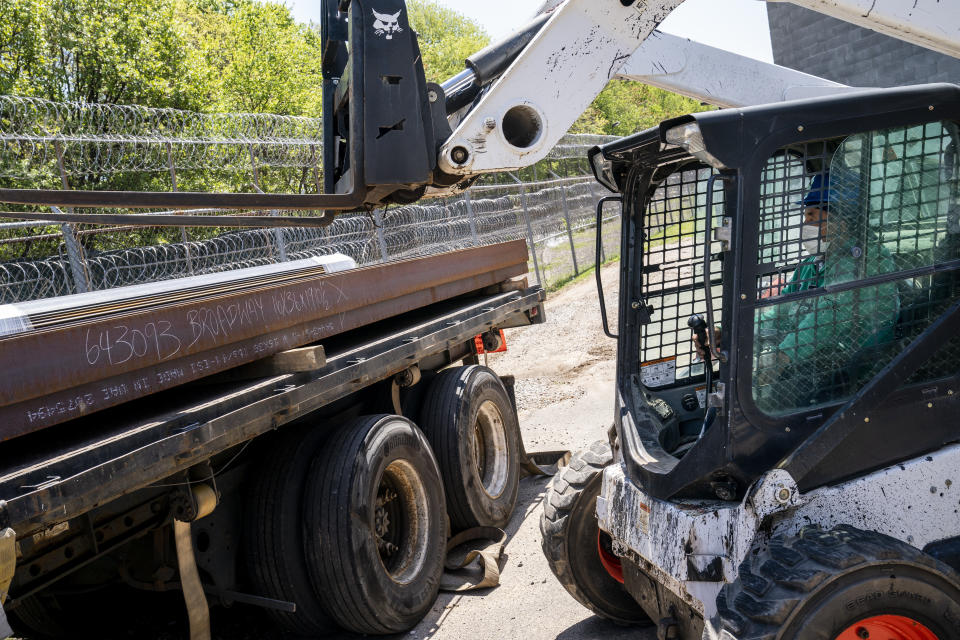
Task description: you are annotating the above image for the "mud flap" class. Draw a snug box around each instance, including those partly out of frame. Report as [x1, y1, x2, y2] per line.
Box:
[0, 528, 13, 638]
[499, 374, 571, 476]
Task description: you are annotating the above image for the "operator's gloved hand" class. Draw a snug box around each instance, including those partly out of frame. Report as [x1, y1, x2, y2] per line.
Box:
[692, 327, 722, 361]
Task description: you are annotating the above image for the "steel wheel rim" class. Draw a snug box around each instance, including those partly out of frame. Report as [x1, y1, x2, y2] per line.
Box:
[597, 530, 624, 584]
[835, 615, 939, 640]
[373, 459, 430, 585]
[473, 399, 509, 499]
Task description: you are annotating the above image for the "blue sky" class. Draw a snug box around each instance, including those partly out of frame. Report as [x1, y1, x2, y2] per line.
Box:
[286, 0, 774, 62]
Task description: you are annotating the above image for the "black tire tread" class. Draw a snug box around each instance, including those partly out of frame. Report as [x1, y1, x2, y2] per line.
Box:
[311, 415, 380, 634]
[540, 439, 641, 623]
[419, 365, 519, 530]
[244, 426, 334, 635]
[305, 415, 444, 635]
[717, 524, 960, 640]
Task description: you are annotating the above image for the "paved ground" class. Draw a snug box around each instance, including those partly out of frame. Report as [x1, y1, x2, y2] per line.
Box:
[399, 261, 655, 640]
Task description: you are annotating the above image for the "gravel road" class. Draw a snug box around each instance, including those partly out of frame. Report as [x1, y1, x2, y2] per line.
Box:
[400, 262, 656, 640]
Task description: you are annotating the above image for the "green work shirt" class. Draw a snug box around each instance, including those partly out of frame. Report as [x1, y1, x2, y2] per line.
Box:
[760, 240, 899, 363]
[780, 256, 823, 295]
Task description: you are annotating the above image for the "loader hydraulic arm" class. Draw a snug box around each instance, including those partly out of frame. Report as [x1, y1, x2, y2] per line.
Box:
[322, 0, 960, 207]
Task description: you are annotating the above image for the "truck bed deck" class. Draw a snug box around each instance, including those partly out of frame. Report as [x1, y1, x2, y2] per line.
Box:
[0, 285, 543, 537]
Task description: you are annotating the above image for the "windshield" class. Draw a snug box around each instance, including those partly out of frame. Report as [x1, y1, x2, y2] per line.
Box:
[750, 121, 960, 415]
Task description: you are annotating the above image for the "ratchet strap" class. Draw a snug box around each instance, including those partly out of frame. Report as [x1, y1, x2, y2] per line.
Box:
[440, 526, 507, 592]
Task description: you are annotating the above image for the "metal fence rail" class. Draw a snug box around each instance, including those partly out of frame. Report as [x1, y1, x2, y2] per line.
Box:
[0, 96, 621, 304]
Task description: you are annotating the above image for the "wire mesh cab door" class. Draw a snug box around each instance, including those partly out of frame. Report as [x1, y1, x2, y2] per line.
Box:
[633, 163, 727, 457]
[601, 148, 734, 504]
[607, 84, 960, 501]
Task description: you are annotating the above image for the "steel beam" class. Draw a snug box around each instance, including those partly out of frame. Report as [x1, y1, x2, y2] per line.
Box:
[0, 241, 529, 440]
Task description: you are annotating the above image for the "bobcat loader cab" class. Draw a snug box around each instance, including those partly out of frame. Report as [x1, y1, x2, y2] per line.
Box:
[540, 83, 960, 640]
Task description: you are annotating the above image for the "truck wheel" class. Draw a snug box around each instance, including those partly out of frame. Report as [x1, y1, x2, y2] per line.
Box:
[540, 440, 651, 625]
[303, 415, 446, 635]
[715, 524, 960, 640]
[245, 426, 335, 635]
[419, 365, 520, 530]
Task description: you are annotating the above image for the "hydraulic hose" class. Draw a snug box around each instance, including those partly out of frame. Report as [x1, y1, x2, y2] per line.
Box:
[440, 13, 551, 115]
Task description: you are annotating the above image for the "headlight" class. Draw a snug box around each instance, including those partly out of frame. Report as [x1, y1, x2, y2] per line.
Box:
[664, 121, 727, 169]
[590, 149, 618, 192]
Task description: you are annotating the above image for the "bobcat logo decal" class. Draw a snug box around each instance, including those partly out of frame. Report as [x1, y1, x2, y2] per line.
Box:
[372, 9, 402, 40]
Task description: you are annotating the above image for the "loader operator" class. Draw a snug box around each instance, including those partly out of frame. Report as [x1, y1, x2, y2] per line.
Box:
[695, 171, 900, 410]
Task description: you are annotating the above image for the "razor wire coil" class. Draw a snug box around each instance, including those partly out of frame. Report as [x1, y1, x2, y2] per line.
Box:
[0, 95, 618, 303]
[0, 95, 612, 178]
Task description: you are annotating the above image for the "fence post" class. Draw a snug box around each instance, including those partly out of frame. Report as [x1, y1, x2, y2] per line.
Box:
[53, 214, 88, 294]
[53, 143, 90, 293]
[309, 144, 323, 193]
[167, 142, 196, 274]
[508, 173, 542, 286]
[373, 210, 389, 262]
[549, 170, 579, 276]
[464, 191, 479, 246]
[249, 145, 289, 262]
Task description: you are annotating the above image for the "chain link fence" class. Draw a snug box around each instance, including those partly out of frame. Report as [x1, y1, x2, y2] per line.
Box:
[0, 97, 621, 304]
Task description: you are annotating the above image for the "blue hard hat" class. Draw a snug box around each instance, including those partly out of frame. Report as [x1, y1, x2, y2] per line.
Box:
[799, 172, 859, 210]
[801, 173, 831, 207]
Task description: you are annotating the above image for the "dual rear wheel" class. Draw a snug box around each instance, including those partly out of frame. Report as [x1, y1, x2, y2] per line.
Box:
[245, 365, 520, 635]
[247, 414, 447, 635]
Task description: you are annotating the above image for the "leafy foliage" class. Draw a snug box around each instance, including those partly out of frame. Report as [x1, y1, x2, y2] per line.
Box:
[0, 0, 324, 114]
[407, 0, 489, 84]
[182, 0, 324, 116]
[1, 0, 708, 133]
[0, 0, 206, 107]
[571, 79, 713, 137]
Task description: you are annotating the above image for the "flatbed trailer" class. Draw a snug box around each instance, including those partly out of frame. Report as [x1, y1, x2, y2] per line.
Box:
[0, 249, 545, 638]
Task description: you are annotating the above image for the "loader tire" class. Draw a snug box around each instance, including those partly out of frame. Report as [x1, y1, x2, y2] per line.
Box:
[419, 365, 520, 530]
[244, 425, 335, 635]
[303, 415, 446, 635]
[540, 440, 651, 625]
[715, 524, 960, 640]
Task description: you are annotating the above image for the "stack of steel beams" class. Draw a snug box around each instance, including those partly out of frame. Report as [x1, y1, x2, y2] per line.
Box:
[0, 240, 528, 440]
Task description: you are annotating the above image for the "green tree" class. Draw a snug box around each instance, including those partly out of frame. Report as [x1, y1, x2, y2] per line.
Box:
[185, 0, 324, 116]
[0, 0, 207, 108]
[407, 0, 489, 84]
[0, 0, 45, 96]
[570, 79, 712, 136]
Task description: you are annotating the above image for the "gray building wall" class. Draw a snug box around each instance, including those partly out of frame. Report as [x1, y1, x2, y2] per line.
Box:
[767, 4, 960, 87]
